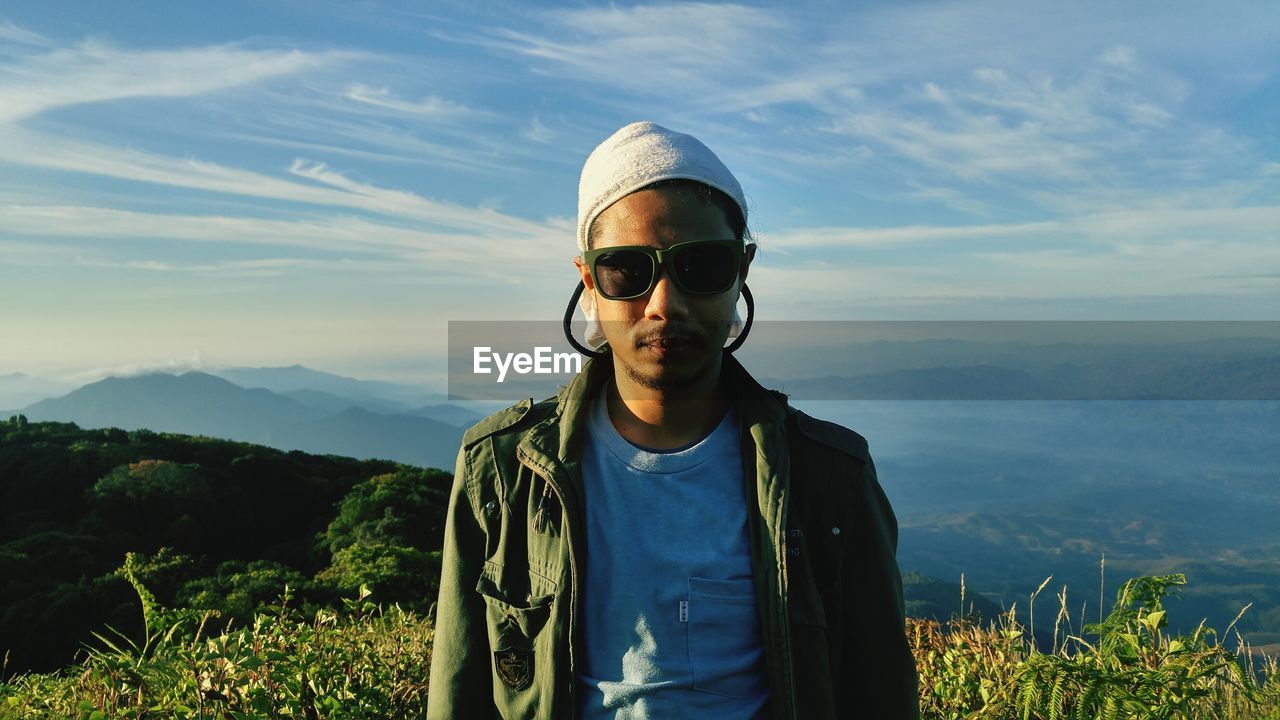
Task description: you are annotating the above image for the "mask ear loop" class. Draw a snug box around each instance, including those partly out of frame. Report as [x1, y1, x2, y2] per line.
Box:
[563, 280, 610, 359]
[563, 281, 756, 359]
[724, 283, 754, 353]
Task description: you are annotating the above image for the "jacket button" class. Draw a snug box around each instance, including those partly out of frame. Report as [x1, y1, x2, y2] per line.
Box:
[484, 500, 497, 514]
[831, 526, 841, 536]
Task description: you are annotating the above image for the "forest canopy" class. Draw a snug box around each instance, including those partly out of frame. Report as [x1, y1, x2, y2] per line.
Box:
[0, 416, 451, 674]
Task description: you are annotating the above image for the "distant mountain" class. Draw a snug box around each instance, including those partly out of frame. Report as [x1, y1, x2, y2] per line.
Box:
[287, 406, 463, 470]
[210, 365, 445, 408]
[280, 388, 410, 416]
[406, 403, 484, 428]
[24, 373, 311, 441]
[765, 355, 1280, 400]
[774, 366, 1046, 400]
[902, 571, 1005, 622]
[280, 388, 482, 428]
[0, 372, 74, 409]
[742, 335, 1280, 384]
[23, 372, 462, 470]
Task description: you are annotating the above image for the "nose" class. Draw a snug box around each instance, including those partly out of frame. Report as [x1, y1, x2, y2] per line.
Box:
[643, 265, 689, 321]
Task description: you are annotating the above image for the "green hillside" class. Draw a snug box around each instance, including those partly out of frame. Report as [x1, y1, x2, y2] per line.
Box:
[0, 416, 449, 674]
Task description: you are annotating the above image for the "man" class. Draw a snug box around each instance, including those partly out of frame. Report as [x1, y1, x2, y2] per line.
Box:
[428, 122, 919, 719]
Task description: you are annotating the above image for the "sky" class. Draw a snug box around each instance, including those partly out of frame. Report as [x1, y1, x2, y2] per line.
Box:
[0, 0, 1277, 385]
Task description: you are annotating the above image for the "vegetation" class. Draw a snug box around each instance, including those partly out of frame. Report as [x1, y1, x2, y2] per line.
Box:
[0, 417, 449, 674]
[1, 566, 432, 719]
[912, 574, 1280, 719]
[3, 416, 1278, 717]
[2, 565, 1277, 718]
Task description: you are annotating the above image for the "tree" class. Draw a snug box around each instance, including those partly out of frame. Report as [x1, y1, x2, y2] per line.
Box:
[88, 460, 213, 550]
[315, 468, 450, 608]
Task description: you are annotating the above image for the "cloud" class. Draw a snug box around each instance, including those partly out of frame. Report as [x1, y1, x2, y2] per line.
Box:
[766, 220, 1054, 250]
[286, 160, 561, 236]
[0, 39, 339, 123]
[455, 0, 1276, 231]
[750, 201, 1280, 318]
[0, 20, 51, 48]
[215, 110, 526, 176]
[767, 204, 1280, 251]
[0, 123, 564, 239]
[522, 115, 554, 143]
[475, 3, 794, 103]
[1, 203, 570, 279]
[345, 83, 477, 117]
[823, 53, 1190, 188]
[68, 352, 222, 383]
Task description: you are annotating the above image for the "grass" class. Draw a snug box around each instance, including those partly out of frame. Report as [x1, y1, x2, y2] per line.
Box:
[1, 557, 432, 720]
[912, 574, 1280, 719]
[2, 568, 1277, 719]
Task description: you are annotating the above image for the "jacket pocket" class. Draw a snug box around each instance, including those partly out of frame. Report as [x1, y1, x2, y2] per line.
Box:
[686, 576, 768, 699]
[476, 566, 557, 717]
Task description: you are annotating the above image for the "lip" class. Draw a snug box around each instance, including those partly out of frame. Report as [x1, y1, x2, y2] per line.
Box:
[635, 334, 702, 360]
[640, 336, 695, 348]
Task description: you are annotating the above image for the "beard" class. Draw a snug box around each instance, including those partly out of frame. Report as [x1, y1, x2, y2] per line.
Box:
[620, 351, 713, 393]
[615, 321, 724, 394]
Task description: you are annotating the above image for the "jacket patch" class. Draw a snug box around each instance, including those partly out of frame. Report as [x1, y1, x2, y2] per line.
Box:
[495, 649, 534, 690]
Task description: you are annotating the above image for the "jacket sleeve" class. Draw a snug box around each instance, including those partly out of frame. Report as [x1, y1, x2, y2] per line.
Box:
[427, 443, 492, 719]
[847, 452, 920, 718]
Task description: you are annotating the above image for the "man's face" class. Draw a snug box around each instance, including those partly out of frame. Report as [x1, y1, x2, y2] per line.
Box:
[575, 186, 752, 394]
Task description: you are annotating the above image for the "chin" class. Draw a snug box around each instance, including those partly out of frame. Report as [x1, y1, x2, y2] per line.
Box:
[621, 355, 712, 394]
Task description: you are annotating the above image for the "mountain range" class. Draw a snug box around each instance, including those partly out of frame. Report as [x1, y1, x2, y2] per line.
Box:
[0, 372, 74, 410]
[17, 369, 479, 471]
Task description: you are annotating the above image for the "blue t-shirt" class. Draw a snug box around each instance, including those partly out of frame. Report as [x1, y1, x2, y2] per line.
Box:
[576, 391, 769, 719]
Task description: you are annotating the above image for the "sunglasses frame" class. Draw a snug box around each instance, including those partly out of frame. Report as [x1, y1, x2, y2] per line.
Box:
[582, 238, 747, 301]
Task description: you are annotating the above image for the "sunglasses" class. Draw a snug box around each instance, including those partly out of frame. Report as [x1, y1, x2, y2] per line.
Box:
[582, 239, 746, 300]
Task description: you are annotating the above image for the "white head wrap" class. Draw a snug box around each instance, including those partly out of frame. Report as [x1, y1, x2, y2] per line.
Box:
[576, 121, 748, 349]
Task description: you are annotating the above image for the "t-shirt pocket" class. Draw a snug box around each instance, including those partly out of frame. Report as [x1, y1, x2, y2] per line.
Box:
[686, 576, 767, 699]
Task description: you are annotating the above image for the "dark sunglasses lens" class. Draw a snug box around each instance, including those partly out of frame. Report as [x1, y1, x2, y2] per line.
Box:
[595, 250, 654, 298]
[675, 244, 738, 293]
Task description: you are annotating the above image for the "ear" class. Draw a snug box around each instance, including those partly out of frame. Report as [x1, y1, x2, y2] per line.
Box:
[574, 255, 595, 291]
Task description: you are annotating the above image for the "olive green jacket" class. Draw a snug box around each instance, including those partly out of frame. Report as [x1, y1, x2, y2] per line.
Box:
[426, 354, 920, 719]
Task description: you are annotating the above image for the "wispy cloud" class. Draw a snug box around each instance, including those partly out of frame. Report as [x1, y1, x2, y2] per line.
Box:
[767, 205, 1280, 252]
[0, 39, 338, 123]
[286, 160, 562, 236]
[0, 123, 563, 239]
[345, 82, 478, 117]
[522, 115, 554, 143]
[2, 202, 570, 278]
[0, 20, 51, 48]
[474, 3, 793, 104]
[822, 49, 1191, 189]
[766, 221, 1054, 250]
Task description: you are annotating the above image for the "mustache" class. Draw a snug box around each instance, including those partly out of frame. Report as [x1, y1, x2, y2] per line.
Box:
[633, 328, 706, 349]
